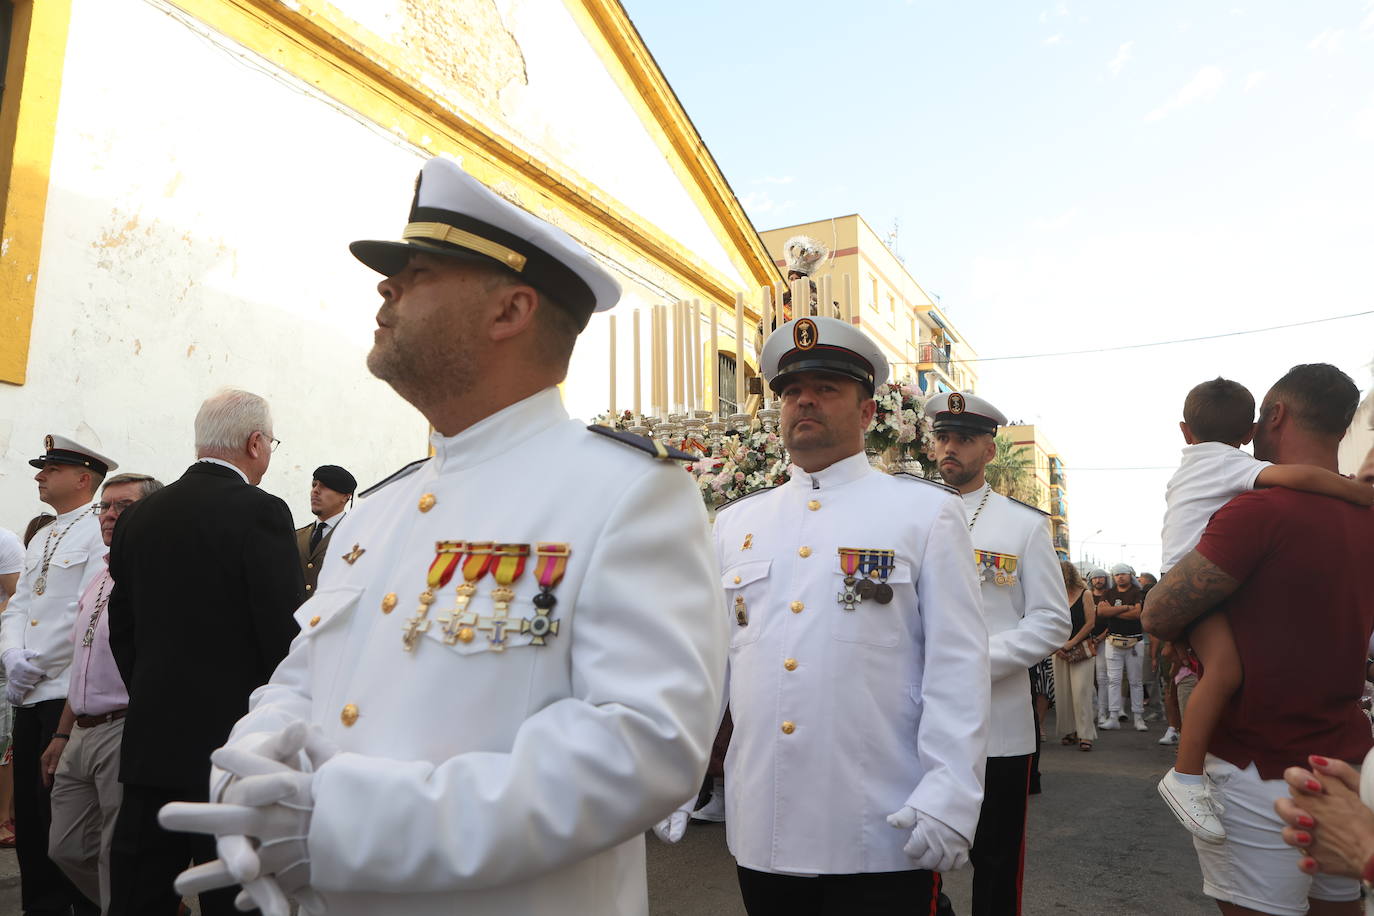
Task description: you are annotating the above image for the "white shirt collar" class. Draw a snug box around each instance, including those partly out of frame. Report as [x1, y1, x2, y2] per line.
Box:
[316, 510, 346, 530]
[786, 451, 873, 490]
[54, 499, 98, 522]
[960, 482, 992, 506]
[196, 457, 249, 484]
[431, 388, 567, 475]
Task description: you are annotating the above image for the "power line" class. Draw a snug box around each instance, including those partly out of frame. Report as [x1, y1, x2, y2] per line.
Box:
[893, 308, 1374, 365]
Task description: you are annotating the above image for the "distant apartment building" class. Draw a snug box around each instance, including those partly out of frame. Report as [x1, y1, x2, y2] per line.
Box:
[1002, 423, 1070, 561]
[760, 215, 978, 395]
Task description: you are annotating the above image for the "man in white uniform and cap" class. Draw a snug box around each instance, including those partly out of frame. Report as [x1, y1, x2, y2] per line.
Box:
[159, 157, 727, 915]
[666, 316, 990, 915]
[925, 392, 1070, 916]
[1, 435, 117, 916]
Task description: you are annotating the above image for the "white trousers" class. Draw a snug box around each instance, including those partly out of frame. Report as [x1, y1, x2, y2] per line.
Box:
[1105, 640, 1144, 716]
[1093, 649, 1109, 716]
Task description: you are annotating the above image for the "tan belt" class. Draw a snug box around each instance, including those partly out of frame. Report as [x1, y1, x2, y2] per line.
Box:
[75, 709, 126, 729]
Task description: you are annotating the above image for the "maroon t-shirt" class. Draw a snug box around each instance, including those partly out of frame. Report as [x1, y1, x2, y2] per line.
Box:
[1197, 487, 1374, 779]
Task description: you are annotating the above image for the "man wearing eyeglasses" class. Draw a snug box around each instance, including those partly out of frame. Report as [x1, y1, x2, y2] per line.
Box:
[41, 473, 162, 913]
[104, 389, 303, 916]
[0, 434, 116, 916]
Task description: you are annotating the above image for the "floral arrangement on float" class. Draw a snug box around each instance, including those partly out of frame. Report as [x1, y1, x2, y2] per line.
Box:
[591, 377, 934, 511]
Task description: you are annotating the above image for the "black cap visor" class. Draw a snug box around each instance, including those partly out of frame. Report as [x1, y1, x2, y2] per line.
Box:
[29, 451, 108, 474]
[771, 346, 876, 395]
[932, 415, 998, 436]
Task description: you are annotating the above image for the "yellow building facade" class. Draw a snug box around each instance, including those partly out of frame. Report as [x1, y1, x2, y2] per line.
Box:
[759, 214, 978, 395]
[1001, 423, 1069, 560]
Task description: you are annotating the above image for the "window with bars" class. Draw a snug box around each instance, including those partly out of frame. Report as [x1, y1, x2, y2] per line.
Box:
[717, 353, 738, 416]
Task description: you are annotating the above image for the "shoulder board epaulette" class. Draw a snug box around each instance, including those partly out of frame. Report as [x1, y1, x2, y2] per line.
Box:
[1007, 494, 1050, 516]
[586, 425, 696, 461]
[892, 472, 958, 496]
[358, 457, 430, 499]
[715, 486, 776, 513]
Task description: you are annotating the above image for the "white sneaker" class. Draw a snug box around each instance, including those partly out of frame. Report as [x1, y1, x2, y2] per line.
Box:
[690, 792, 725, 823]
[1134, 715, 1148, 732]
[1158, 727, 1180, 745]
[1158, 768, 1225, 844]
[1100, 717, 1120, 730]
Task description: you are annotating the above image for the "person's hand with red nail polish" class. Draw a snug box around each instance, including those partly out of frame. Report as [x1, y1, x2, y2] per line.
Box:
[1273, 757, 1374, 878]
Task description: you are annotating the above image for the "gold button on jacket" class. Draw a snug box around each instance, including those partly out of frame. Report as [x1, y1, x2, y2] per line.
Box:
[340, 703, 359, 727]
[780, 721, 795, 735]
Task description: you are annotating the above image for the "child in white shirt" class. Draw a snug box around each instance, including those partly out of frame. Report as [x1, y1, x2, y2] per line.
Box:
[1156, 378, 1374, 843]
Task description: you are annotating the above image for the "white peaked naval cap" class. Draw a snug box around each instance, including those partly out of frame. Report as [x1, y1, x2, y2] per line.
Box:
[760, 316, 888, 394]
[350, 157, 622, 328]
[924, 391, 1008, 436]
[29, 434, 118, 475]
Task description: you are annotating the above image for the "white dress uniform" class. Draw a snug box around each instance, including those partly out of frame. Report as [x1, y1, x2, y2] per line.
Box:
[0, 502, 104, 703]
[226, 387, 727, 915]
[1, 434, 118, 706]
[715, 456, 990, 874]
[959, 483, 1071, 757]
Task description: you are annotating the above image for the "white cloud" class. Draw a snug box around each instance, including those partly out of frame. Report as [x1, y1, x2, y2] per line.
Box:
[1145, 65, 1227, 121]
[1043, 33, 1064, 45]
[1245, 71, 1266, 92]
[1308, 28, 1347, 53]
[740, 191, 775, 214]
[1362, 2, 1374, 37]
[1054, 1, 1069, 16]
[1108, 41, 1134, 77]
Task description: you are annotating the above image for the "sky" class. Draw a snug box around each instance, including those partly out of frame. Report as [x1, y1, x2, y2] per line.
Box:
[621, 0, 1374, 572]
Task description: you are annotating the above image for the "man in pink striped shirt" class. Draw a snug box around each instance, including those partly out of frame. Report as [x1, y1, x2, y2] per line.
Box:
[41, 473, 163, 913]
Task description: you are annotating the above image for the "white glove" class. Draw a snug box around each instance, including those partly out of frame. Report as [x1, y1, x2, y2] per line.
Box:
[885, 806, 970, 872]
[210, 722, 338, 803]
[160, 723, 333, 916]
[3, 649, 44, 703]
[652, 806, 692, 844]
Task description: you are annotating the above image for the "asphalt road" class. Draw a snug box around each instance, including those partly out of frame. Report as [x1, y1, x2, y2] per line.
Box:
[0, 722, 1221, 914]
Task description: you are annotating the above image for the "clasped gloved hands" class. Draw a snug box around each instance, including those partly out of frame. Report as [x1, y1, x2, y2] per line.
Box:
[886, 806, 970, 873]
[3, 649, 44, 704]
[159, 722, 336, 915]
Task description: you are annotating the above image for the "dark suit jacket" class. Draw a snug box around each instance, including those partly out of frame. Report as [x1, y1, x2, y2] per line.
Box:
[294, 519, 339, 598]
[108, 462, 304, 788]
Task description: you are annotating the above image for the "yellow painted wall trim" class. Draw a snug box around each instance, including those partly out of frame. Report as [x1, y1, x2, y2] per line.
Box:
[564, 0, 780, 290]
[166, 0, 759, 308]
[0, 0, 73, 386]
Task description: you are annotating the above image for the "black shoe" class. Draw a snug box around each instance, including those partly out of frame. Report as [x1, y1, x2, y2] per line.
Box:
[936, 892, 957, 916]
[1118, 714, 1129, 722]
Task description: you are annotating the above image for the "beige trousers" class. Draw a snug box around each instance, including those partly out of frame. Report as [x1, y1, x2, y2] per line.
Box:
[49, 716, 124, 912]
[1053, 653, 1098, 742]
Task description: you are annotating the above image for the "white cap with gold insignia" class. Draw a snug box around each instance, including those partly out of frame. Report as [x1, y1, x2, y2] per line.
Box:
[29, 434, 118, 475]
[760, 316, 888, 395]
[924, 391, 1008, 436]
[350, 157, 621, 329]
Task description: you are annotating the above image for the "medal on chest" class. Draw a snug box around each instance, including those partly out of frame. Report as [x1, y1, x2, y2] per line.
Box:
[973, 549, 1019, 587]
[403, 541, 466, 651]
[435, 543, 494, 646]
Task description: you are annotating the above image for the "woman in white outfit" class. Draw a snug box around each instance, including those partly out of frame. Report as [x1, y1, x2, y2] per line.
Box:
[1053, 561, 1098, 751]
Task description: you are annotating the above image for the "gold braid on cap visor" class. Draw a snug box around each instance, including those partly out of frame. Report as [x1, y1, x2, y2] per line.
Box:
[402, 222, 528, 272]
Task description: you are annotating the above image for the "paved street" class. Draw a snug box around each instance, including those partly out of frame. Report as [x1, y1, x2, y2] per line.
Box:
[647, 721, 1219, 915]
[0, 724, 1224, 913]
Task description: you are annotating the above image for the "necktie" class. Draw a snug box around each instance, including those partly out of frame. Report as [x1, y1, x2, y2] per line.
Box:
[309, 521, 326, 552]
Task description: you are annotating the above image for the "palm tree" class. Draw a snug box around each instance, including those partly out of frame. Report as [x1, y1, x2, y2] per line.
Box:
[985, 435, 1043, 507]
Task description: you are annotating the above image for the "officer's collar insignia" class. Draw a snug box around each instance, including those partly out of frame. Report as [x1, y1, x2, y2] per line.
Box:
[793, 318, 818, 351]
[948, 393, 966, 414]
[742, 534, 753, 550]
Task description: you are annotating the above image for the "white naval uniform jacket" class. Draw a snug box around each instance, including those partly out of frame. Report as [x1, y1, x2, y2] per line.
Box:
[961, 484, 1071, 758]
[0, 502, 103, 704]
[714, 453, 990, 875]
[227, 389, 727, 916]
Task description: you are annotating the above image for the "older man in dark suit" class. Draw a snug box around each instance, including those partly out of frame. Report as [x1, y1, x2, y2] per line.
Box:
[294, 464, 355, 598]
[106, 389, 303, 916]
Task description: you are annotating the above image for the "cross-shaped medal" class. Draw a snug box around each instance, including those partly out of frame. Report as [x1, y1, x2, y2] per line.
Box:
[342, 544, 365, 565]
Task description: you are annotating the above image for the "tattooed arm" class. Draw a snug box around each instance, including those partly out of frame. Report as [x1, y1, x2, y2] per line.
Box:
[1141, 550, 1240, 642]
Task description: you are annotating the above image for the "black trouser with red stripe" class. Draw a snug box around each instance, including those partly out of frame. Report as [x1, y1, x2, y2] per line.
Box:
[737, 866, 940, 915]
[969, 754, 1033, 916]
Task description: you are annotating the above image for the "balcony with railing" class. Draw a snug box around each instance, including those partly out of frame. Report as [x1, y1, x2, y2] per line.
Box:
[917, 341, 953, 377]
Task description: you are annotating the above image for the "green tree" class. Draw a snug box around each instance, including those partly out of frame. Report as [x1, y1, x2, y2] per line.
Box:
[985, 435, 1042, 507]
